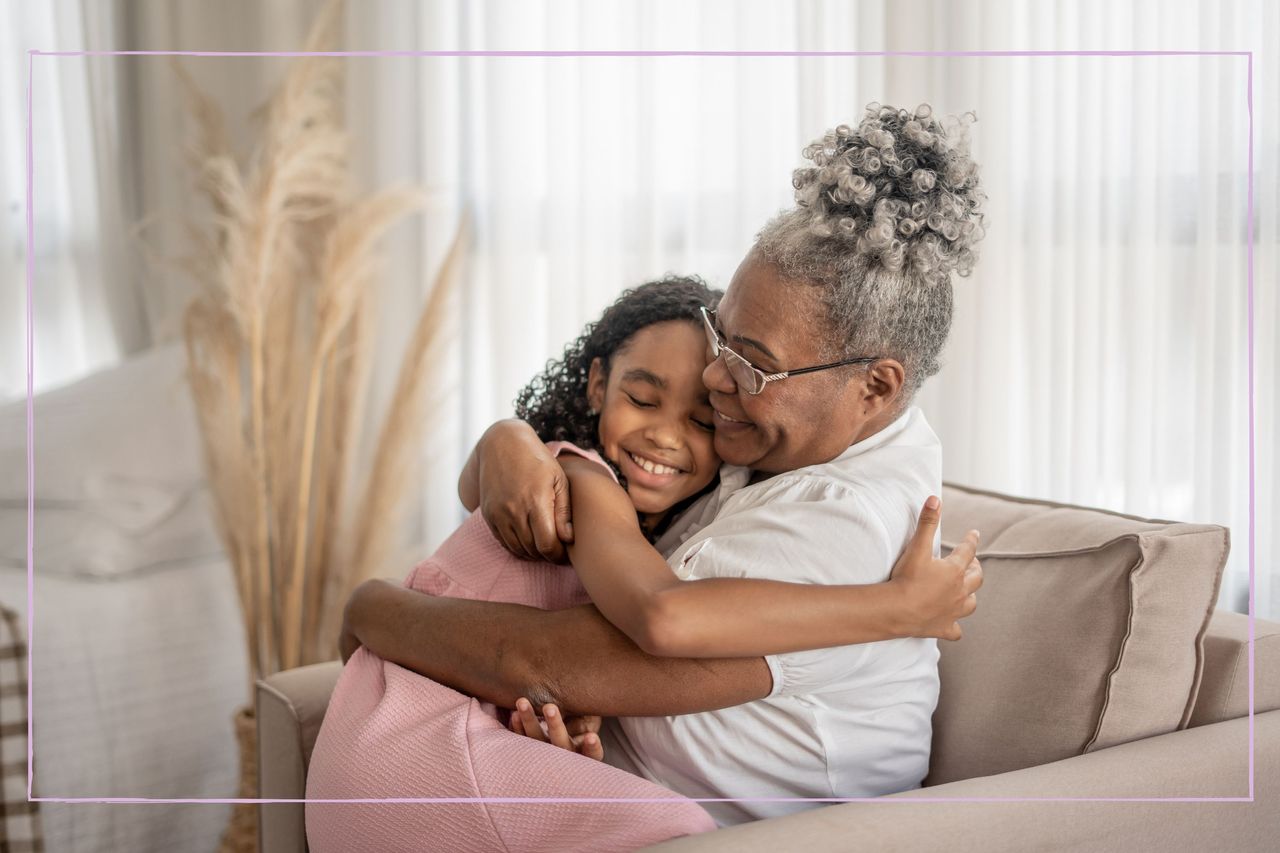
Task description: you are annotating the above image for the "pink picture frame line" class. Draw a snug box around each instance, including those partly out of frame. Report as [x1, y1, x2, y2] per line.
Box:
[24, 48, 1258, 807]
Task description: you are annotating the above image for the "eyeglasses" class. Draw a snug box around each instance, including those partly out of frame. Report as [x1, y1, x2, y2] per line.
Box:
[700, 306, 879, 395]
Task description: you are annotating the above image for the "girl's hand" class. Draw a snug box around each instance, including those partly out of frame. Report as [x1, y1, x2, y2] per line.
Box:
[890, 496, 983, 641]
[508, 697, 605, 761]
[477, 421, 575, 562]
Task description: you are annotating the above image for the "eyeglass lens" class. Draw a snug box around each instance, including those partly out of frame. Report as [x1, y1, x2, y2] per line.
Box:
[726, 351, 764, 394]
[703, 307, 766, 394]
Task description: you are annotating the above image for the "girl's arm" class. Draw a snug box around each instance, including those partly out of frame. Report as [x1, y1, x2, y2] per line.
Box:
[561, 456, 980, 658]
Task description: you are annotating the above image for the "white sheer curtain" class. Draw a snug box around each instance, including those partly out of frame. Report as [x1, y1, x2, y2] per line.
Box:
[8, 0, 1275, 618]
[343, 0, 1274, 618]
[3, 0, 149, 401]
[5, 0, 348, 406]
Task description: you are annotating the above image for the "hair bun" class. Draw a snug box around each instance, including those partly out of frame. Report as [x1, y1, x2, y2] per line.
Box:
[790, 102, 987, 284]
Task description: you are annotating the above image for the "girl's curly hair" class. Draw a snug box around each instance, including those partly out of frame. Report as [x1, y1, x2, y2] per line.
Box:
[514, 275, 723, 453]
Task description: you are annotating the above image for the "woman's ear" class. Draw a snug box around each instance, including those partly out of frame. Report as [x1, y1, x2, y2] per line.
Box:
[861, 358, 905, 415]
[587, 357, 607, 413]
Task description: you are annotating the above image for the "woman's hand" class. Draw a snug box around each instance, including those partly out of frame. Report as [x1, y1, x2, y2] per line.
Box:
[474, 421, 575, 563]
[508, 697, 605, 761]
[889, 496, 983, 641]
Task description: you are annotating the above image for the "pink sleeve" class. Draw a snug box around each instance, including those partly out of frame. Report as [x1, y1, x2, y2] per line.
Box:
[543, 441, 618, 483]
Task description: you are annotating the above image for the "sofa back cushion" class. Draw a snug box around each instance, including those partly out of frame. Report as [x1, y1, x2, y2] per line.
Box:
[929, 483, 1228, 785]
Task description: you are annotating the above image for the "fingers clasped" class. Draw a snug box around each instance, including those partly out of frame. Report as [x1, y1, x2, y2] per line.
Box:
[508, 698, 604, 761]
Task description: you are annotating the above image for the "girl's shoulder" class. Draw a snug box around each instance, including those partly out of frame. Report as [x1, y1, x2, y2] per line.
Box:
[543, 441, 617, 482]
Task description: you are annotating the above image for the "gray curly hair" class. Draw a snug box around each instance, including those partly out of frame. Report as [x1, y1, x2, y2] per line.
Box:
[755, 102, 987, 403]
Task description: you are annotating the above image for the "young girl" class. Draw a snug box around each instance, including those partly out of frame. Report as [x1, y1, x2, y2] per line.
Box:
[311, 277, 747, 849]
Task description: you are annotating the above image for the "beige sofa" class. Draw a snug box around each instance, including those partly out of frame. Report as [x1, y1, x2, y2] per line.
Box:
[257, 484, 1280, 851]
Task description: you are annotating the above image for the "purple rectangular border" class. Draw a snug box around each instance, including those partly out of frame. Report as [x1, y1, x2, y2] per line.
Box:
[25, 48, 1257, 806]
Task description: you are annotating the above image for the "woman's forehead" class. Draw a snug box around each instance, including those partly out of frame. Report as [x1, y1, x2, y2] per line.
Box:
[721, 259, 827, 361]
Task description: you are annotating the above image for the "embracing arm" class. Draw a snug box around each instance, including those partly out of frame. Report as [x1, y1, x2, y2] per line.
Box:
[562, 457, 981, 658]
[457, 419, 574, 561]
[457, 438, 484, 513]
[340, 579, 772, 717]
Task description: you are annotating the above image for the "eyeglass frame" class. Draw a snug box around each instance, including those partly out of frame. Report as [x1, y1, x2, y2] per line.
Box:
[700, 306, 880, 396]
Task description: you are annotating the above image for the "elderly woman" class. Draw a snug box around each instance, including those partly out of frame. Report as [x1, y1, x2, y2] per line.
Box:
[340, 102, 986, 825]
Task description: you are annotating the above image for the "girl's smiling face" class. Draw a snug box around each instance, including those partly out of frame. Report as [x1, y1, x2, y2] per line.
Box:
[588, 320, 721, 522]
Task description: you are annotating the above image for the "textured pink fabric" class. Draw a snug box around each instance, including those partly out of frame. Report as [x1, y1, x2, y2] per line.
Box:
[306, 444, 716, 852]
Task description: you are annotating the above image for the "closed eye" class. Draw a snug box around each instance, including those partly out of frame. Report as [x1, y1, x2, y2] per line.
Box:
[625, 392, 655, 409]
[691, 417, 714, 432]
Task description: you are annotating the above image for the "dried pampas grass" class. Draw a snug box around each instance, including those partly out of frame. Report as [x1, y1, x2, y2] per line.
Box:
[177, 0, 463, 684]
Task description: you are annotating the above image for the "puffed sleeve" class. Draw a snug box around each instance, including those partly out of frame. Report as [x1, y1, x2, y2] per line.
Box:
[544, 440, 617, 482]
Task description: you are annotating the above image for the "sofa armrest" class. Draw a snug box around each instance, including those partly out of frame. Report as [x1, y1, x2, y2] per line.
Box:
[257, 660, 343, 853]
[1192, 611, 1280, 727]
[644, 711, 1280, 852]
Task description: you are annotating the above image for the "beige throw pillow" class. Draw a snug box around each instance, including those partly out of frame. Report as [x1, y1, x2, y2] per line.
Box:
[929, 483, 1228, 786]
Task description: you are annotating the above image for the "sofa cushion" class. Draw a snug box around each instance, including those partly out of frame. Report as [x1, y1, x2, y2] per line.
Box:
[929, 483, 1228, 785]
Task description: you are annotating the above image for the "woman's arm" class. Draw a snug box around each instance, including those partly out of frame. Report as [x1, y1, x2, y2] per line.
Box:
[456, 419, 574, 561]
[341, 579, 773, 717]
[562, 458, 980, 658]
[457, 439, 483, 512]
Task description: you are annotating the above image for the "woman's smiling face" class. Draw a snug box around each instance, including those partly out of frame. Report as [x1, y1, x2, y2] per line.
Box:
[588, 320, 720, 517]
[702, 252, 903, 473]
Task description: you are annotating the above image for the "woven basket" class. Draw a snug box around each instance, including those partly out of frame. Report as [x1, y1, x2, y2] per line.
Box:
[219, 705, 258, 853]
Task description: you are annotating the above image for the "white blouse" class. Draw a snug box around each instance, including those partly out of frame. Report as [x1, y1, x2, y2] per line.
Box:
[604, 406, 943, 826]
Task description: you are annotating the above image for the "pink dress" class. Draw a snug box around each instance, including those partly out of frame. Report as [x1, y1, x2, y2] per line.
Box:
[305, 443, 716, 852]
